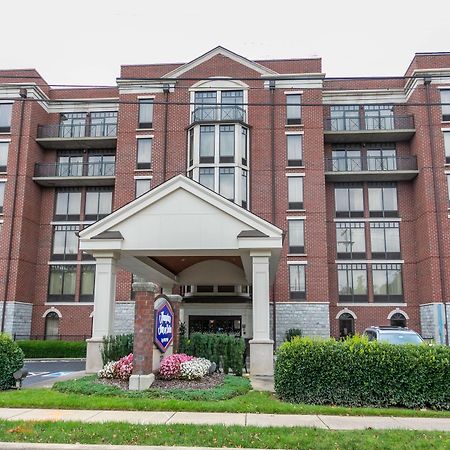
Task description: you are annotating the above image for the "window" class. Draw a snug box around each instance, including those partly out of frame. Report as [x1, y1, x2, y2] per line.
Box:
[48, 265, 76, 302]
[447, 175, 450, 207]
[0, 104, 12, 133]
[336, 222, 365, 259]
[368, 183, 398, 217]
[221, 90, 244, 121]
[52, 225, 78, 260]
[390, 312, 407, 327]
[137, 138, 152, 169]
[80, 265, 95, 302]
[90, 112, 117, 137]
[57, 154, 83, 177]
[288, 177, 304, 210]
[85, 189, 112, 221]
[194, 91, 217, 121]
[339, 312, 355, 338]
[0, 142, 8, 172]
[289, 264, 306, 299]
[288, 219, 305, 253]
[189, 129, 194, 166]
[199, 168, 214, 190]
[138, 99, 154, 128]
[44, 312, 59, 340]
[219, 168, 234, 200]
[59, 112, 86, 138]
[366, 145, 397, 171]
[370, 222, 400, 259]
[135, 178, 151, 197]
[0, 181, 5, 214]
[287, 134, 303, 166]
[286, 94, 301, 125]
[444, 132, 450, 164]
[219, 125, 235, 163]
[441, 90, 450, 121]
[337, 264, 368, 302]
[199, 125, 215, 163]
[55, 191, 81, 221]
[242, 170, 248, 209]
[88, 154, 115, 176]
[364, 105, 394, 130]
[372, 263, 403, 302]
[241, 128, 248, 165]
[331, 147, 362, 172]
[330, 105, 359, 131]
[334, 185, 364, 218]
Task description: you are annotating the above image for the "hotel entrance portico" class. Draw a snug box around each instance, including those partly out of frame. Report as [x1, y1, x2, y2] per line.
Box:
[79, 175, 283, 377]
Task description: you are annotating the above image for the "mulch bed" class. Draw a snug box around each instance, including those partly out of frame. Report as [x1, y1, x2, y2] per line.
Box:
[97, 372, 225, 391]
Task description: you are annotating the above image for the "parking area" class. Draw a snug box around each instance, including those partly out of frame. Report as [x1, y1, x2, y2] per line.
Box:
[22, 360, 86, 388]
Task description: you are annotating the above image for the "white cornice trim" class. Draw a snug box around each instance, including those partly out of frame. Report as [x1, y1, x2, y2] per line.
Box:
[323, 89, 406, 104]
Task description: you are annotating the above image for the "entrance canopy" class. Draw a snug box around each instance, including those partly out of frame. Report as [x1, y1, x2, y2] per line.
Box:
[79, 175, 283, 287]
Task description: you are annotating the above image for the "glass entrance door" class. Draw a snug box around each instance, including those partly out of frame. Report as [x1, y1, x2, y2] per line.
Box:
[189, 316, 242, 337]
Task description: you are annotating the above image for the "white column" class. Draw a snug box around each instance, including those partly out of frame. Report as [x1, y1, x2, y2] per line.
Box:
[86, 252, 117, 373]
[249, 250, 274, 376]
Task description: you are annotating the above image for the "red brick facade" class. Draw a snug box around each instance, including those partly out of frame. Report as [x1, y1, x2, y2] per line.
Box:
[0, 48, 449, 343]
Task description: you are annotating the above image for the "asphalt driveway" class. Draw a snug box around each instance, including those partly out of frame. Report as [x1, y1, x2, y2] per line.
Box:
[22, 360, 86, 388]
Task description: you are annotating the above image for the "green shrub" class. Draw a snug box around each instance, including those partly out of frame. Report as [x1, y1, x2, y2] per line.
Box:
[0, 333, 24, 390]
[275, 335, 450, 410]
[101, 334, 133, 365]
[285, 328, 302, 341]
[182, 333, 245, 376]
[17, 340, 86, 358]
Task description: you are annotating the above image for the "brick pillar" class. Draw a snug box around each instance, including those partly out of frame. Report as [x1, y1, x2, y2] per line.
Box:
[168, 295, 182, 351]
[129, 281, 159, 390]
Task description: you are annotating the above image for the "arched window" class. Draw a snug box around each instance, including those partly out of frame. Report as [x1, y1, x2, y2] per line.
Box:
[45, 312, 60, 340]
[390, 312, 406, 328]
[339, 312, 355, 338]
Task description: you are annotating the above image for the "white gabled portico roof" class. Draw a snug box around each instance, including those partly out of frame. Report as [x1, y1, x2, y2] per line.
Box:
[79, 175, 283, 254]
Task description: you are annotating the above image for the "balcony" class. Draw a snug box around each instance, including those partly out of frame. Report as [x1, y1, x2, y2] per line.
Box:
[191, 105, 246, 124]
[36, 123, 117, 150]
[324, 155, 419, 182]
[33, 161, 116, 187]
[324, 115, 415, 143]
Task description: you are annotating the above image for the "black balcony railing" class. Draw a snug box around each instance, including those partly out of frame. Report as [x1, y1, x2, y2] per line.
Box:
[37, 122, 117, 139]
[34, 161, 116, 178]
[191, 105, 246, 123]
[324, 115, 415, 132]
[325, 155, 418, 172]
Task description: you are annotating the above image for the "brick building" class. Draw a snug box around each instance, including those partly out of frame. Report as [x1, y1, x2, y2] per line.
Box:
[0, 47, 449, 364]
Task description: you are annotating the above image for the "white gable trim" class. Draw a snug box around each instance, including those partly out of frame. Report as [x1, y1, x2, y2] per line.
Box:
[161, 46, 278, 79]
[79, 175, 282, 241]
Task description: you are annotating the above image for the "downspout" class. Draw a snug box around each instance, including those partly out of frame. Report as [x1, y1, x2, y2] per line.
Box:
[269, 80, 277, 347]
[424, 77, 449, 345]
[162, 84, 170, 181]
[1, 89, 27, 333]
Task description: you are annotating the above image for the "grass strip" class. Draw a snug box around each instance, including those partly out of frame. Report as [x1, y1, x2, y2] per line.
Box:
[0, 420, 449, 450]
[2, 388, 450, 418]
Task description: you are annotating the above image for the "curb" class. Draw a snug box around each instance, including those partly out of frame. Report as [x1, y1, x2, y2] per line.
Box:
[24, 358, 86, 362]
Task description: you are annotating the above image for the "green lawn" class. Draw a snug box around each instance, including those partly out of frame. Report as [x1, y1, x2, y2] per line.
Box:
[0, 420, 449, 449]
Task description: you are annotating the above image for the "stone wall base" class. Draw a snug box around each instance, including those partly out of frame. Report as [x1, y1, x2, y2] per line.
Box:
[0, 301, 33, 338]
[114, 301, 135, 334]
[420, 303, 449, 344]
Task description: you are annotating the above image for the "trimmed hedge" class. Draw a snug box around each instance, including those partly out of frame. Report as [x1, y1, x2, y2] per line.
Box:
[179, 333, 245, 376]
[0, 333, 24, 390]
[275, 336, 450, 410]
[17, 340, 87, 359]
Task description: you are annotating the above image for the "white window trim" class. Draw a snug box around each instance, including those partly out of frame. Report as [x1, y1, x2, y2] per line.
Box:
[337, 303, 407, 307]
[42, 307, 62, 318]
[336, 308, 357, 320]
[285, 172, 305, 177]
[134, 175, 153, 180]
[0, 139, 11, 143]
[287, 260, 308, 265]
[284, 90, 304, 95]
[47, 261, 95, 266]
[334, 217, 401, 223]
[285, 130, 304, 136]
[287, 216, 306, 220]
[335, 259, 404, 264]
[137, 95, 156, 100]
[387, 308, 410, 320]
[136, 134, 154, 139]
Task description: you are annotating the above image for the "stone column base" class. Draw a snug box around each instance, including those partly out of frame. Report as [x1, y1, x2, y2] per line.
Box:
[85, 337, 104, 374]
[129, 373, 155, 391]
[249, 339, 274, 376]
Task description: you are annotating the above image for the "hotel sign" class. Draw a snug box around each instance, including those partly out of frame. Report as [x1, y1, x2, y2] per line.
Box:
[154, 295, 174, 352]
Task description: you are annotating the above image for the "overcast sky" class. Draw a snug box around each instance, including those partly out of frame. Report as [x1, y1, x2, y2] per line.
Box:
[1, 0, 449, 86]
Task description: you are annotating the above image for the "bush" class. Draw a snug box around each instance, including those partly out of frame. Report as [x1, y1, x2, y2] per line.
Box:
[159, 353, 193, 380]
[275, 336, 450, 410]
[101, 334, 133, 364]
[98, 353, 133, 381]
[0, 333, 24, 390]
[180, 357, 211, 380]
[182, 333, 245, 376]
[285, 328, 302, 341]
[16, 340, 86, 358]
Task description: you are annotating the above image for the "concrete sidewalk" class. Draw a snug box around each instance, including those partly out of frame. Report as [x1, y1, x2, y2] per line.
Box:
[1, 408, 450, 431]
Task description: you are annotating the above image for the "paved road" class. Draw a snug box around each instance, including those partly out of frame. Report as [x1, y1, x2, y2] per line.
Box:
[22, 360, 86, 387]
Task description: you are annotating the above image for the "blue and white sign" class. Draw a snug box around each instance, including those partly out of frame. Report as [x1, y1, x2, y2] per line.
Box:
[154, 297, 174, 353]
